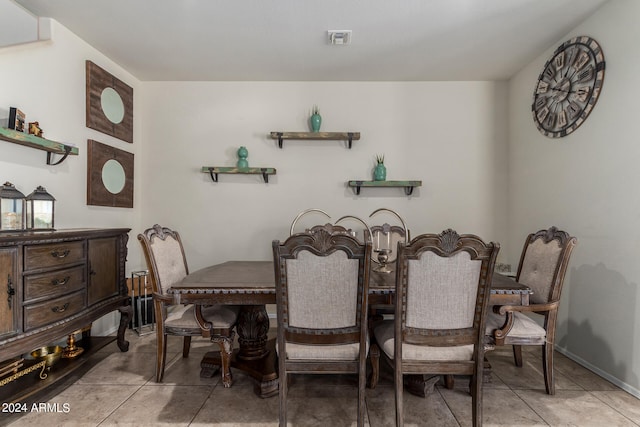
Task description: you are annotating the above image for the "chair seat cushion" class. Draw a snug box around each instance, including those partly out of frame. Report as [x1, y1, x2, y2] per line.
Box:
[278, 340, 369, 361]
[165, 304, 239, 329]
[485, 311, 546, 339]
[374, 320, 473, 361]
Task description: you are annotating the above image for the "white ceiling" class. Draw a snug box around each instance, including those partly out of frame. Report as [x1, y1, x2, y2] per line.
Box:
[7, 0, 609, 82]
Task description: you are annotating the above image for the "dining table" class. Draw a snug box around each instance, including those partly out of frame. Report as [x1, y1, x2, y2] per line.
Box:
[168, 260, 531, 398]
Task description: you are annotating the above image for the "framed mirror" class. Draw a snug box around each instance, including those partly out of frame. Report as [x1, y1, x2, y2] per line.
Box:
[87, 140, 134, 208]
[86, 60, 133, 143]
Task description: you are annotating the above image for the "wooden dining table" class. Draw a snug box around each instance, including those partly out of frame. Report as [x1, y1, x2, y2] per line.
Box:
[169, 260, 531, 398]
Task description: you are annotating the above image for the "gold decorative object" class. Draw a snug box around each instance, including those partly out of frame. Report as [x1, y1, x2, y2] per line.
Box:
[30, 345, 63, 367]
[63, 333, 84, 359]
[0, 360, 47, 386]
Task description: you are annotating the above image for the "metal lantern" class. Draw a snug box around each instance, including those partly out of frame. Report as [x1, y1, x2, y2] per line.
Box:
[26, 186, 55, 231]
[0, 182, 26, 232]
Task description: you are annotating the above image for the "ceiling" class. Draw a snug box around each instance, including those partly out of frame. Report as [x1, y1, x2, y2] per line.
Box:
[6, 0, 609, 82]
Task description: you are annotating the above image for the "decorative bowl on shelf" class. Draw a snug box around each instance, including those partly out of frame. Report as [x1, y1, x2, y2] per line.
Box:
[30, 345, 63, 368]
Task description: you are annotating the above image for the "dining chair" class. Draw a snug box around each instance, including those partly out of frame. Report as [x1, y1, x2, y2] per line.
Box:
[138, 224, 240, 385]
[371, 229, 499, 427]
[485, 226, 577, 395]
[272, 224, 372, 427]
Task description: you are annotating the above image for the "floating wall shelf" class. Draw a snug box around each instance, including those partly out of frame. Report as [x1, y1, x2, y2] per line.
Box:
[348, 180, 422, 196]
[0, 127, 78, 165]
[202, 166, 276, 183]
[270, 132, 360, 149]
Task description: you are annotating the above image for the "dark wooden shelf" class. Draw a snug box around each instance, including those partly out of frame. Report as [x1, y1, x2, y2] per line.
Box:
[269, 131, 360, 149]
[201, 166, 276, 183]
[0, 336, 116, 404]
[0, 127, 79, 165]
[348, 180, 422, 196]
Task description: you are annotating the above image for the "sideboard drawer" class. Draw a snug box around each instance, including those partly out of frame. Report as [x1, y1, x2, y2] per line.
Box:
[24, 266, 86, 303]
[23, 291, 86, 331]
[24, 241, 85, 271]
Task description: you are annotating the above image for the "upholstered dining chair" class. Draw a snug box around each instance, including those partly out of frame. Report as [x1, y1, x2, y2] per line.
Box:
[371, 229, 499, 427]
[272, 224, 372, 427]
[138, 224, 239, 385]
[485, 226, 577, 395]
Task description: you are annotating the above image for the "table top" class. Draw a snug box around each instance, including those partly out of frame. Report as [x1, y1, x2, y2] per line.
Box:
[172, 260, 530, 297]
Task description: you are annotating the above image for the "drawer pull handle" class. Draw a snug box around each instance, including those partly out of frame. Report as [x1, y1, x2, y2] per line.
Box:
[51, 276, 71, 286]
[51, 303, 69, 313]
[50, 249, 70, 258]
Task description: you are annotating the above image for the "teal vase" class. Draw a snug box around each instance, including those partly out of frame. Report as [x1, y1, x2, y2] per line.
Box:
[237, 146, 249, 168]
[374, 163, 386, 181]
[310, 113, 322, 132]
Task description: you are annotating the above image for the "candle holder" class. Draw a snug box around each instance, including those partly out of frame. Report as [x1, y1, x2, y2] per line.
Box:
[62, 331, 84, 359]
[374, 248, 392, 273]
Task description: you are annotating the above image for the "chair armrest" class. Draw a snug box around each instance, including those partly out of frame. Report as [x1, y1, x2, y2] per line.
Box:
[152, 292, 174, 304]
[493, 300, 559, 316]
[490, 300, 559, 345]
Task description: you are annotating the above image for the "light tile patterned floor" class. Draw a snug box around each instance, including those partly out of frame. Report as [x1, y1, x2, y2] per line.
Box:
[4, 331, 640, 426]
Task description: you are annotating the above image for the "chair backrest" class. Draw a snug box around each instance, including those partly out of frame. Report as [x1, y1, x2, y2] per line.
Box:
[515, 227, 577, 305]
[368, 223, 408, 263]
[138, 224, 189, 296]
[273, 227, 372, 345]
[396, 229, 499, 348]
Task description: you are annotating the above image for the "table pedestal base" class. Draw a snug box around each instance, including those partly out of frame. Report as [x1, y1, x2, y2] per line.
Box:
[200, 338, 279, 398]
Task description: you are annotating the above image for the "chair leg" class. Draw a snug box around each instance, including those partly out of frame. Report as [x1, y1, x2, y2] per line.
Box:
[212, 333, 235, 387]
[279, 371, 287, 427]
[471, 367, 482, 427]
[395, 361, 404, 427]
[156, 332, 167, 383]
[444, 374, 455, 389]
[358, 354, 366, 427]
[543, 342, 555, 395]
[182, 336, 192, 358]
[512, 345, 523, 367]
[369, 343, 380, 389]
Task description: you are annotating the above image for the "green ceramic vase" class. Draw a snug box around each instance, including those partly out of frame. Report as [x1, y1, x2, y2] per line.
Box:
[237, 146, 249, 168]
[310, 113, 322, 132]
[374, 163, 386, 181]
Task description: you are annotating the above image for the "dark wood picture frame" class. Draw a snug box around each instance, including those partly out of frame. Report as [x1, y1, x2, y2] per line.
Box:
[87, 140, 134, 208]
[86, 61, 133, 143]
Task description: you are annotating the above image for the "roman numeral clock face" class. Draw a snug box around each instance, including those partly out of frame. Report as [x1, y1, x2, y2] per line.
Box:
[532, 36, 605, 138]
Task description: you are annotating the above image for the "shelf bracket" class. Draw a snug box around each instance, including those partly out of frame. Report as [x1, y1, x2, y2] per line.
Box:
[347, 132, 354, 149]
[352, 181, 362, 195]
[405, 186, 415, 196]
[207, 168, 218, 182]
[46, 145, 72, 166]
[261, 168, 270, 183]
[276, 132, 284, 149]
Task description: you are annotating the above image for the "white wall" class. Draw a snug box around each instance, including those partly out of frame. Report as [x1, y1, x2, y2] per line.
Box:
[0, 21, 144, 334]
[138, 81, 510, 272]
[508, 0, 640, 395]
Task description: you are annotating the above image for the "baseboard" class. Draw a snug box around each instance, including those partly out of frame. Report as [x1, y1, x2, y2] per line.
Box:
[555, 345, 640, 399]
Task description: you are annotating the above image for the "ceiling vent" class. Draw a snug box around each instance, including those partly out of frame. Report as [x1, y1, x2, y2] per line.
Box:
[328, 30, 352, 45]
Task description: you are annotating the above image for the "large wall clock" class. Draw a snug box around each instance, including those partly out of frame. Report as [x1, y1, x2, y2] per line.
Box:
[532, 36, 605, 138]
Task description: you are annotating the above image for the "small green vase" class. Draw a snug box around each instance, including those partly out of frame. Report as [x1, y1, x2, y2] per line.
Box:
[237, 146, 249, 168]
[310, 113, 322, 132]
[374, 163, 386, 181]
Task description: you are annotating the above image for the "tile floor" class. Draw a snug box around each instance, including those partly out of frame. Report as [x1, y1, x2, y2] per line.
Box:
[4, 330, 640, 426]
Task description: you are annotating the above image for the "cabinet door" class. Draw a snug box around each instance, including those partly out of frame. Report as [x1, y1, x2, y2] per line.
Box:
[88, 237, 118, 305]
[0, 247, 18, 338]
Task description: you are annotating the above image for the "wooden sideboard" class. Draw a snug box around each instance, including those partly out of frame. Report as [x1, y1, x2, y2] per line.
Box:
[0, 228, 131, 401]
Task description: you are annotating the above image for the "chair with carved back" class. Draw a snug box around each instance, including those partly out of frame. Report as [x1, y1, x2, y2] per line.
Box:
[486, 226, 577, 395]
[138, 224, 240, 385]
[272, 223, 372, 427]
[371, 229, 499, 427]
